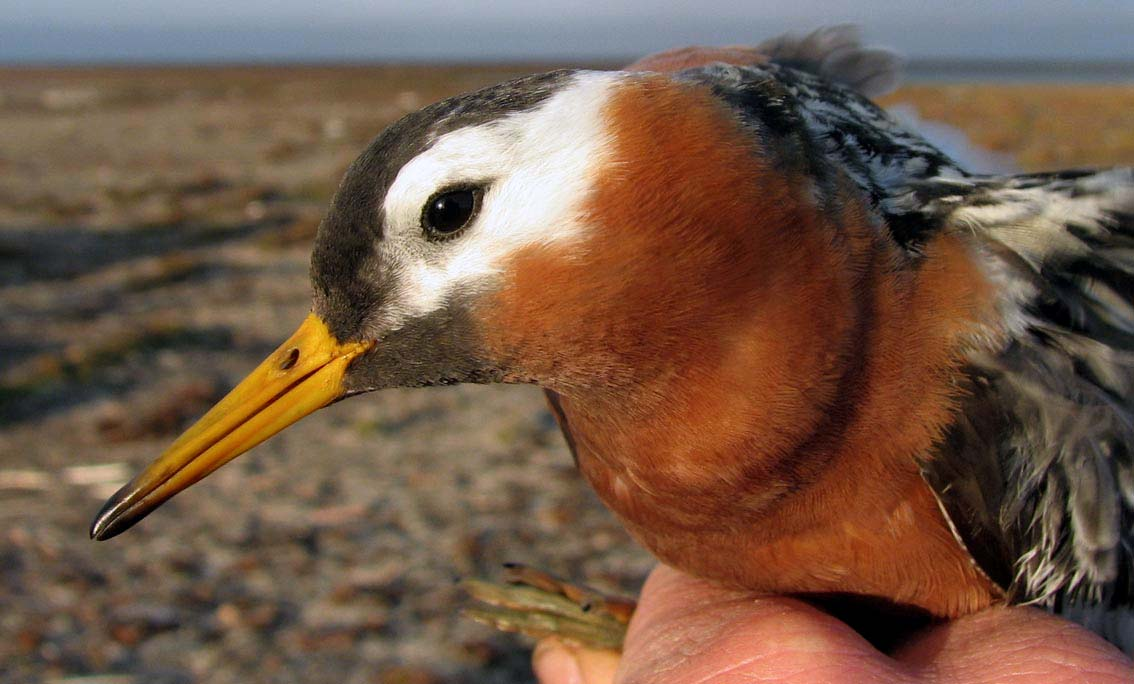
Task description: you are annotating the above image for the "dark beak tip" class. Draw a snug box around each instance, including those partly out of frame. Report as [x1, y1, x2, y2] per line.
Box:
[89, 511, 133, 541]
[89, 515, 109, 540]
[89, 487, 137, 541]
[89, 507, 116, 541]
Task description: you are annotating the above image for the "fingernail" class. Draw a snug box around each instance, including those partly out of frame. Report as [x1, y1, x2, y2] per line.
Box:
[533, 638, 584, 684]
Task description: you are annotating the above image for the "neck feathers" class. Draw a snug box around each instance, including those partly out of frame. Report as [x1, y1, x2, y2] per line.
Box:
[485, 75, 1003, 615]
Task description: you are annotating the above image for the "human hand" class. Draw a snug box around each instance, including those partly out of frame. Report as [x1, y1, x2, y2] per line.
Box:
[532, 564, 1133, 684]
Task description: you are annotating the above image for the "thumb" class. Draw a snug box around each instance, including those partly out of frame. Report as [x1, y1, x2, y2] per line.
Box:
[532, 637, 621, 684]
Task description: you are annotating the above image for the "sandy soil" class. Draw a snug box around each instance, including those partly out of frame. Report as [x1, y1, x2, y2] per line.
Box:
[1, 65, 1132, 684]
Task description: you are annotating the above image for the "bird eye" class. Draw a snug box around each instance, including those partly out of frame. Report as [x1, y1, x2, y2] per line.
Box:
[422, 187, 482, 238]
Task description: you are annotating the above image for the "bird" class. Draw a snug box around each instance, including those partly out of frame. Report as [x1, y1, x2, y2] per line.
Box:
[89, 26, 1134, 655]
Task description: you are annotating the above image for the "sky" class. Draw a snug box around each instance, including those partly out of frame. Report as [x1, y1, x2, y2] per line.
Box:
[2, 0, 1133, 63]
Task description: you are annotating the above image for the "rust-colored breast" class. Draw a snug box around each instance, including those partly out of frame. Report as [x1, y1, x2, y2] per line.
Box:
[481, 75, 1004, 618]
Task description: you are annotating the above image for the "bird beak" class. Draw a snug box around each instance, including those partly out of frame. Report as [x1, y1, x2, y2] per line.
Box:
[89, 313, 373, 540]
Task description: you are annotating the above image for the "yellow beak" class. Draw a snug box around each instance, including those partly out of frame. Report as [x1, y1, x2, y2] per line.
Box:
[90, 313, 373, 540]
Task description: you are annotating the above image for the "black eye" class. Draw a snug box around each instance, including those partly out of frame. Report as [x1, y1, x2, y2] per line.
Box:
[423, 187, 481, 238]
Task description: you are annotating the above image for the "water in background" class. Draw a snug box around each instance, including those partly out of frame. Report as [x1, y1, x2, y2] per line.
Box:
[906, 59, 1133, 83]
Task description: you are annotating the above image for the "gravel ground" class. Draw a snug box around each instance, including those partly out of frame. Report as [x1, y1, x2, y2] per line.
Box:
[2, 65, 1132, 684]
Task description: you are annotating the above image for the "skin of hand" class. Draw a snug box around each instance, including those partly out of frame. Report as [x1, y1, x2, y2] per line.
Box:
[532, 565, 1134, 684]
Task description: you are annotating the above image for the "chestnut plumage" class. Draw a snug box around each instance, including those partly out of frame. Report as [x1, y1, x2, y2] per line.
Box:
[91, 26, 1134, 654]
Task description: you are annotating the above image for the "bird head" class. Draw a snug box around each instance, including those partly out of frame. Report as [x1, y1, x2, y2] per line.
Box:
[91, 67, 854, 540]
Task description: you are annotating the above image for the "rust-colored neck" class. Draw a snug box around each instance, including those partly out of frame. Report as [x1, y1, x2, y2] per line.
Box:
[482, 75, 1002, 616]
[554, 224, 1003, 617]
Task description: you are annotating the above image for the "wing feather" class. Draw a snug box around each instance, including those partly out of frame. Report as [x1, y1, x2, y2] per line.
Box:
[676, 51, 1134, 651]
[925, 169, 1134, 651]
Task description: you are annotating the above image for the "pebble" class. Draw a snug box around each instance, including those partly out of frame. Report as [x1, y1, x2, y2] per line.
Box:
[301, 601, 388, 634]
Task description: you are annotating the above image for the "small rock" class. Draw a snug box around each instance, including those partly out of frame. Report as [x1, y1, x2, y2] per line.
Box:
[345, 560, 405, 593]
[243, 603, 282, 630]
[310, 503, 367, 527]
[0, 469, 54, 491]
[244, 200, 267, 220]
[16, 625, 45, 654]
[301, 601, 387, 634]
[109, 623, 144, 647]
[375, 665, 443, 684]
[323, 117, 346, 140]
[62, 463, 130, 487]
[214, 603, 241, 631]
[110, 602, 181, 641]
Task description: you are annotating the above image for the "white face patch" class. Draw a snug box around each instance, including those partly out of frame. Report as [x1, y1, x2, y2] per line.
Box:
[377, 71, 622, 326]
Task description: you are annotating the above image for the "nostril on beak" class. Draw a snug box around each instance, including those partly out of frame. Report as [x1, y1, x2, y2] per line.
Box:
[280, 348, 300, 371]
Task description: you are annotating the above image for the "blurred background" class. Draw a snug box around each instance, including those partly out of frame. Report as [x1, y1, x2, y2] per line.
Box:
[1, 2, 1132, 683]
